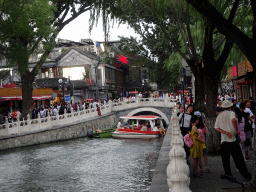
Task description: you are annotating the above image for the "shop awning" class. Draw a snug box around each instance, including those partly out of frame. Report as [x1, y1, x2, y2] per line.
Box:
[0, 88, 54, 101]
[227, 58, 253, 81]
[177, 90, 190, 94]
[129, 91, 138, 94]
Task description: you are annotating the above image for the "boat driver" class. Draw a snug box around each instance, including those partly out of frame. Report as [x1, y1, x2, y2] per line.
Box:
[147, 122, 151, 131]
[117, 120, 123, 129]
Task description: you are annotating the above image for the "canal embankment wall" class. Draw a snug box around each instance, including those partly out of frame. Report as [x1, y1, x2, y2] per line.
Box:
[0, 113, 118, 151]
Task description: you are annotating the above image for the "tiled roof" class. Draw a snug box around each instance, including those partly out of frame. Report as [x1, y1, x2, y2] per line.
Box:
[55, 47, 99, 62]
[71, 80, 89, 89]
[35, 78, 89, 89]
[35, 78, 69, 89]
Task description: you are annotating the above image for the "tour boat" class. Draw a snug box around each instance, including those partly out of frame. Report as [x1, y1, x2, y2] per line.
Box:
[112, 115, 166, 139]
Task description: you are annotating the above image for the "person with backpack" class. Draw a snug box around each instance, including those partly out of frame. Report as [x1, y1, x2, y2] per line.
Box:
[179, 104, 194, 163]
[240, 102, 253, 160]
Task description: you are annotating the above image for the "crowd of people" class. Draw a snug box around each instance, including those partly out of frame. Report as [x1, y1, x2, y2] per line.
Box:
[176, 93, 254, 180]
[0, 99, 107, 124]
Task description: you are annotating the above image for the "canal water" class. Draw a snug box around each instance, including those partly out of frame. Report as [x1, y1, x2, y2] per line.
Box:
[0, 137, 164, 192]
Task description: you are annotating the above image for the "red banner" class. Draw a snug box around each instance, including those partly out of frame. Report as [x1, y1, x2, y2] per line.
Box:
[233, 65, 237, 77]
[119, 55, 127, 64]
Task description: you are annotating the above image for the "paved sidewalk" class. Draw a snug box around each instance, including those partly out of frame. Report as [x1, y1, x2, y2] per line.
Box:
[189, 151, 253, 192]
[149, 126, 254, 192]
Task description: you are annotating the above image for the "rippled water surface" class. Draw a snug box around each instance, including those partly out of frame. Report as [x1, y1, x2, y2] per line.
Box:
[0, 137, 163, 192]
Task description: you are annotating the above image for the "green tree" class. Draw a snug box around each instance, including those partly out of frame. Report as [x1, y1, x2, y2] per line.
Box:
[95, 0, 251, 154]
[0, 0, 102, 118]
[184, 0, 256, 189]
[163, 52, 182, 91]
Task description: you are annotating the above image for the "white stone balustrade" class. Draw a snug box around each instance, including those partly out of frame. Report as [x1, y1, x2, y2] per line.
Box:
[0, 97, 175, 137]
[167, 108, 191, 192]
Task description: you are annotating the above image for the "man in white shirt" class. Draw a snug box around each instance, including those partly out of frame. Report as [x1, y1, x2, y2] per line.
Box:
[244, 100, 254, 123]
[215, 100, 251, 180]
[117, 120, 123, 129]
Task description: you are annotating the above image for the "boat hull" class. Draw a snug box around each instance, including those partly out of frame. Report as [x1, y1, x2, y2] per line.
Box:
[112, 130, 161, 139]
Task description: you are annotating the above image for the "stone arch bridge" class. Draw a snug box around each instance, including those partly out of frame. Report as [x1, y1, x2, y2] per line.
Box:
[0, 97, 175, 150]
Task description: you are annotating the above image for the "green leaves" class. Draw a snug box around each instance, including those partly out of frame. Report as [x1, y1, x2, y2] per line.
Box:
[0, 0, 56, 73]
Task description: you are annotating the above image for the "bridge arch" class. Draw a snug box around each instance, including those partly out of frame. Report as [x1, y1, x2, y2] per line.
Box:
[126, 107, 170, 125]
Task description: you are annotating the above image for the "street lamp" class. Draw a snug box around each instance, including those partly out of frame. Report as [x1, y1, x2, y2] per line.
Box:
[58, 78, 68, 103]
[179, 73, 185, 105]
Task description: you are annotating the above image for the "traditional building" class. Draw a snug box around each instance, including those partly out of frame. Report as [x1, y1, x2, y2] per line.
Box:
[227, 58, 254, 100]
[0, 38, 129, 111]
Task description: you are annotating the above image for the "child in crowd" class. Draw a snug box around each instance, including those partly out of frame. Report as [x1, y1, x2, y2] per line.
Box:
[177, 105, 185, 117]
[194, 111, 210, 172]
[190, 115, 204, 177]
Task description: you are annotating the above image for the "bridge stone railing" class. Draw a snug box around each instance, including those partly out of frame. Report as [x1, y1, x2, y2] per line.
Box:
[0, 95, 175, 137]
[167, 105, 191, 192]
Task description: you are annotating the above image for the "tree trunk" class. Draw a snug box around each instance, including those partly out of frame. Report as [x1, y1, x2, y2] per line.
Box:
[21, 71, 34, 119]
[205, 72, 220, 155]
[193, 69, 205, 112]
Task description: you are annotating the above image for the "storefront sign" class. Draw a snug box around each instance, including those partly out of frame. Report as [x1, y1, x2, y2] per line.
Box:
[65, 95, 70, 102]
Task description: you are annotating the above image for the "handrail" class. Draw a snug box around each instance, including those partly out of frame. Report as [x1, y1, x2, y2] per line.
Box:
[167, 105, 191, 191]
[0, 94, 175, 137]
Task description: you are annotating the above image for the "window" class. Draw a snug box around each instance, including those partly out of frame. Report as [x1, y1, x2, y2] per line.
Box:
[90, 45, 95, 52]
[109, 53, 115, 58]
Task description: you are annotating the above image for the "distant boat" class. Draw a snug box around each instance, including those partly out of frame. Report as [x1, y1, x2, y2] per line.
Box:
[93, 128, 117, 138]
[112, 115, 166, 139]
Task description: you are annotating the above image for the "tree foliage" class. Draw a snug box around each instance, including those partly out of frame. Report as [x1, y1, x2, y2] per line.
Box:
[0, 0, 57, 73]
[163, 52, 182, 90]
[0, 0, 104, 118]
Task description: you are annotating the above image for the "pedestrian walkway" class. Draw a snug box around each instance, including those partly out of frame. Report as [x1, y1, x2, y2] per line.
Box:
[189, 151, 253, 192]
[149, 125, 254, 192]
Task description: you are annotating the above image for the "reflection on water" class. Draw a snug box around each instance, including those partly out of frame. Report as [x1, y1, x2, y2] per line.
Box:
[0, 137, 163, 192]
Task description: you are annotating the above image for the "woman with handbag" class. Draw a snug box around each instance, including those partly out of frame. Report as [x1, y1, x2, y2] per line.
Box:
[179, 104, 194, 162]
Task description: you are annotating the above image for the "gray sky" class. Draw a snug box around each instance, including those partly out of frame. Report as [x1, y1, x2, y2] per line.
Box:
[58, 11, 139, 42]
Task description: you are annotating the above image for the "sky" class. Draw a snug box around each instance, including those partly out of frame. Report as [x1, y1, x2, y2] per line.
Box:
[58, 11, 140, 42]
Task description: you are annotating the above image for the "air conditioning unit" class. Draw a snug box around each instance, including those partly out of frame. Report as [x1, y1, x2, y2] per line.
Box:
[38, 54, 43, 59]
[109, 53, 115, 58]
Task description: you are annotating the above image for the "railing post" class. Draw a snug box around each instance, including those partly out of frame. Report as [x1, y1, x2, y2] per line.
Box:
[136, 96, 139, 106]
[56, 110, 60, 125]
[77, 106, 81, 122]
[150, 94, 153, 106]
[27, 114, 31, 131]
[167, 105, 191, 192]
[164, 93, 168, 106]
[109, 100, 113, 112]
[5, 117, 9, 135]
[38, 112, 42, 129]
